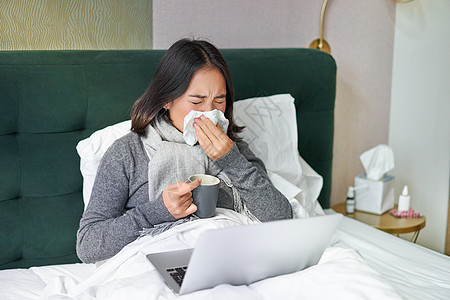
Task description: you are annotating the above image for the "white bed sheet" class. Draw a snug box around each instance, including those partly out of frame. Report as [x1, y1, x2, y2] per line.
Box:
[326, 209, 450, 300]
[1, 209, 449, 300]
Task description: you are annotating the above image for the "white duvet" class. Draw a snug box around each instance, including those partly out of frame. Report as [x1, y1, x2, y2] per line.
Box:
[1, 209, 406, 300]
[334, 213, 450, 300]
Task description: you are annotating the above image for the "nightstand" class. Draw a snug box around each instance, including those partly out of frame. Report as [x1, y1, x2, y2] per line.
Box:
[332, 202, 426, 243]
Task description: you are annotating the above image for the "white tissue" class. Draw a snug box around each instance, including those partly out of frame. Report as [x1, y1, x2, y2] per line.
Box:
[360, 144, 395, 180]
[183, 109, 229, 146]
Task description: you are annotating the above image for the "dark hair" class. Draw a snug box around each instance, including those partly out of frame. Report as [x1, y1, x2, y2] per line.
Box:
[131, 38, 243, 141]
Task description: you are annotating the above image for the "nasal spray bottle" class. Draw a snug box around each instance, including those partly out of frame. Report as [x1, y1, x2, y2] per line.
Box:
[345, 186, 355, 214]
[398, 185, 410, 212]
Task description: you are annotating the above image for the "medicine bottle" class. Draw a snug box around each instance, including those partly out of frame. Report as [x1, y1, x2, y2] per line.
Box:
[398, 185, 410, 212]
[345, 186, 355, 214]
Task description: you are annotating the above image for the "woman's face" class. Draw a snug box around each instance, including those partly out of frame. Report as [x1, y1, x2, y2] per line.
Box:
[165, 68, 227, 132]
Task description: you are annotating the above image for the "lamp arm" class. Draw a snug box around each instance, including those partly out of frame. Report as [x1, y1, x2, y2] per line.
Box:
[319, 0, 330, 49]
[309, 0, 331, 54]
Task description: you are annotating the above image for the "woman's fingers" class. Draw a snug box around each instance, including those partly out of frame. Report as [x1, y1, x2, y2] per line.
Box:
[196, 116, 221, 141]
[188, 178, 202, 190]
[194, 116, 233, 161]
[162, 179, 201, 219]
[184, 202, 198, 215]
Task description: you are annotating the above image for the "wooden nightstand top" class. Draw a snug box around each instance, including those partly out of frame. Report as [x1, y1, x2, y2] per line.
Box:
[332, 202, 426, 235]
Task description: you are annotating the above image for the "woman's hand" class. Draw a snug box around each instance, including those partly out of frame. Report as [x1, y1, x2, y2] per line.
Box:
[162, 179, 201, 219]
[194, 115, 234, 161]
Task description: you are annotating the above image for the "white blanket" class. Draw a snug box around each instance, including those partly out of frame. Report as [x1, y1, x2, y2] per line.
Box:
[333, 214, 450, 300]
[30, 209, 404, 300]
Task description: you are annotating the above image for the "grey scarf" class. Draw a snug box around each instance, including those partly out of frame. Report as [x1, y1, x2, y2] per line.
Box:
[139, 115, 257, 236]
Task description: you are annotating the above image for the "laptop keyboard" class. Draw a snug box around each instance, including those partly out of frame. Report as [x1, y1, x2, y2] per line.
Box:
[166, 266, 188, 286]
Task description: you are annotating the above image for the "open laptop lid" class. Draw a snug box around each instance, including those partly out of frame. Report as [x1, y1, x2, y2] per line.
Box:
[179, 214, 342, 294]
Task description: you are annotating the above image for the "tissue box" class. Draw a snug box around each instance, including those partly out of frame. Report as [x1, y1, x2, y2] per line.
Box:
[354, 174, 395, 215]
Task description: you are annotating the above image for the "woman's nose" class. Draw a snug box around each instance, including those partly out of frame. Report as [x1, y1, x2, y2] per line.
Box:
[200, 102, 214, 112]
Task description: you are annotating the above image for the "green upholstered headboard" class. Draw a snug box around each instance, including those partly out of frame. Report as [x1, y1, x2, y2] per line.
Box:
[0, 49, 336, 269]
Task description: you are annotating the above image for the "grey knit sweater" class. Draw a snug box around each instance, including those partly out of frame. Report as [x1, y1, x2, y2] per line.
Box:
[76, 132, 292, 263]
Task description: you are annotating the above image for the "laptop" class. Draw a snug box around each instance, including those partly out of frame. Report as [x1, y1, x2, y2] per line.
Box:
[146, 213, 342, 295]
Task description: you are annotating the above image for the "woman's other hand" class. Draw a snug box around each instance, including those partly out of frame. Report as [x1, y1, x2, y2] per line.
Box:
[162, 179, 201, 219]
[194, 115, 234, 161]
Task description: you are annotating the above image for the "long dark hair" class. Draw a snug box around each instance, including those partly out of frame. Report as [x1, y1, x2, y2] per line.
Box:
[131, 38, 243, 141]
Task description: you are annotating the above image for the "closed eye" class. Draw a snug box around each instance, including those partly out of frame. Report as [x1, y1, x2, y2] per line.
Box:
[215, 94, 226, 104]
[188, 95, 205, 105]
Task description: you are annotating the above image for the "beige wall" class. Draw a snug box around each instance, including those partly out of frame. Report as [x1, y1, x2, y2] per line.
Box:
[153, 0, 396, 207]
[0, 0, 152, 50]
[326, 0, 395, 206]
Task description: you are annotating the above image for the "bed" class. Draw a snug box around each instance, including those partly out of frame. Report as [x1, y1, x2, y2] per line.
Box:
[1, 49, 449, 299]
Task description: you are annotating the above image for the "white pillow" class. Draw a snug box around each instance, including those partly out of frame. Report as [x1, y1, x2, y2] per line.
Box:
[233, 94, 324, 217]
[76, 120, 131, 206]
[76, 94, 324, 217]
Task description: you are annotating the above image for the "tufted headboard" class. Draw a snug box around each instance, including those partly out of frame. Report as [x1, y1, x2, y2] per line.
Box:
[0, 49, 336, 269]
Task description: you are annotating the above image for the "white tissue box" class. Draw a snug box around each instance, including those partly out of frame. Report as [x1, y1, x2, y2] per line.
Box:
[354, 174, 395, 215]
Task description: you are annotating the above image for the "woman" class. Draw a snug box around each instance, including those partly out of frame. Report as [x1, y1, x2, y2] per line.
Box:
[76, 38, 292, 264]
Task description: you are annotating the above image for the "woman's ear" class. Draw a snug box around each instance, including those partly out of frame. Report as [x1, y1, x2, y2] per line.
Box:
[163, 102, 172, 110]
